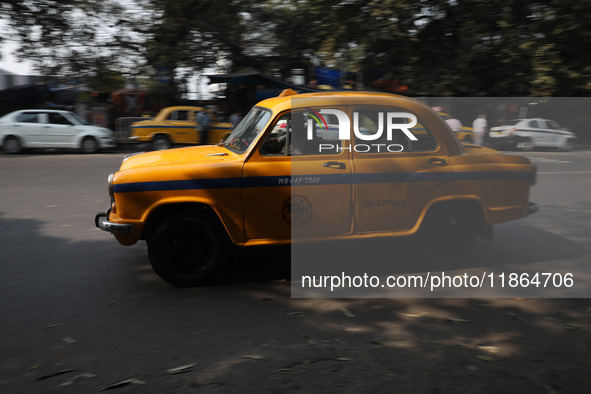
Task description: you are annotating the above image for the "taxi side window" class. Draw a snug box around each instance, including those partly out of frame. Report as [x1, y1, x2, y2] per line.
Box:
[352, 108, 437, 153]
[260, 111, 341, 156]
[16, 112, 40, 123]
[48, 113, 73, 125]
[292, 111, 340, 155]
[546, 120, 561, 129]
[260, 114, 290, 156]
[168, 110, 189, 121]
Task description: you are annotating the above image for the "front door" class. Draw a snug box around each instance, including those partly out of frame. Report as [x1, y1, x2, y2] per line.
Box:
[166, 109, 197, 144]
[43, 112, 77, 147]
[242, 110, 352, 242]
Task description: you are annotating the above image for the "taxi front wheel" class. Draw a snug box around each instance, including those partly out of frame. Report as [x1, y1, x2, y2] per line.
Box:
[81, 137, 99, 154]
[147, 213, 226, 286]
[152, 135, 171, 151]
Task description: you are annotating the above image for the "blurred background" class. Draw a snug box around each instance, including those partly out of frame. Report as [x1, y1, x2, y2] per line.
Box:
[1, 0, 590, 137]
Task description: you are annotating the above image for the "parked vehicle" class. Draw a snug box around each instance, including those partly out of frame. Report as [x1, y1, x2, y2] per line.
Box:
[0, 109, 115, 154]
[488, 118, 576, 151]
[129, 106, 234, 150]
[96, 90, 538, 286]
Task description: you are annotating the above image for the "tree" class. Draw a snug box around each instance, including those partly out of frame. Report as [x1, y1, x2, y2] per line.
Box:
[2, 0, 591, 97]
[1, 0, 142, 92]
[359, 0, 591, 96]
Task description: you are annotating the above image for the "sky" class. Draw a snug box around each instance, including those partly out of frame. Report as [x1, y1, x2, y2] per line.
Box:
[0, 40, 34, 75]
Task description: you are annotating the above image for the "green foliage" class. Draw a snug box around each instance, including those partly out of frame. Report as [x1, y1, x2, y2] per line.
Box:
[2, 0, 591, 96]
[0, 0, 132, 92]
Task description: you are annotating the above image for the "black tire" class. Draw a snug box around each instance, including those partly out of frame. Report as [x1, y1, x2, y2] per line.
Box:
[80, 137, 99, 153]
[147, 212, 228, 286]
[152, 134, 171, 151]
[3, 136, 22, 154]
[420, 206, 477, 261]
[518, 137, 534, 151]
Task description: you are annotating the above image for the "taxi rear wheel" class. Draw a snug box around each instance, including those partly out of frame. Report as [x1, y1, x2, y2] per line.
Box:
[147, 213, 226, 286]
[421, 206, 477, 260]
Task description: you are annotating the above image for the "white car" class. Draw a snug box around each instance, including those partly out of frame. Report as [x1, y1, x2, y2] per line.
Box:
[0, 109, 116, 154]
[488, 118, 576, 151]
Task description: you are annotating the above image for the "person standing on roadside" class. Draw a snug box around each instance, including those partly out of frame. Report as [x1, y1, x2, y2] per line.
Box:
[472, 113, 487, 145]
[196, 109, 211, 144]
[445, 114, 462, 132]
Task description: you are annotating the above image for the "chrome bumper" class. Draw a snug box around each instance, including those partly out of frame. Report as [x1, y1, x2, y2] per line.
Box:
[522, 202, 539, 216]
[95, 211, 135, 234]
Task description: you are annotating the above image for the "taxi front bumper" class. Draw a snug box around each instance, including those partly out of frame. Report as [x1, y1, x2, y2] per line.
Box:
[95, 210, 135, 234]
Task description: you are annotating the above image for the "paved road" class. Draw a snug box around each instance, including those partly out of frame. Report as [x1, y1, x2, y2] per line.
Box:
[1, 149, 590, 392]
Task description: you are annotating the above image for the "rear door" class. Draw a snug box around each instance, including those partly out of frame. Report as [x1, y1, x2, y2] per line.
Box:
[13, 111, 45, 146]
[351, 107, 450, 233]
[527, 119, 549, 145]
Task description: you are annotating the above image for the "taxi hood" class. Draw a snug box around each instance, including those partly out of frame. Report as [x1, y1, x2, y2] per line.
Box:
[120, 145, 231, 170]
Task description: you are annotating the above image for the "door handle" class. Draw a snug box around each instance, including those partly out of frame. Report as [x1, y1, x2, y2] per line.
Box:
[323, 161, 346, 169]
[427, 157, 446, 165]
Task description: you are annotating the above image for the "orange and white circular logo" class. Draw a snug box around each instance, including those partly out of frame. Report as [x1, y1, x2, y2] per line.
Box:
[282, 195, 313, 225]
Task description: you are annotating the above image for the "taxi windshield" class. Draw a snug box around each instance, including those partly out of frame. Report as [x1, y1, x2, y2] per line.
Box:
[219, 107, 271, 153]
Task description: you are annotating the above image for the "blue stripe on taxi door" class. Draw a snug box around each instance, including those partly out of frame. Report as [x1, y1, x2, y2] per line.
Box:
[113, 171, 534, 193]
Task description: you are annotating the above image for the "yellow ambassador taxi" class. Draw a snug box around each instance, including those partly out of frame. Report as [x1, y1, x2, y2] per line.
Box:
[129, 106, 234, 150]
[96, 90, 538, 286]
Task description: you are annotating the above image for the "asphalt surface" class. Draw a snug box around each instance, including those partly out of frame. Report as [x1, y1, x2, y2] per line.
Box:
[1, 147, 590, 393]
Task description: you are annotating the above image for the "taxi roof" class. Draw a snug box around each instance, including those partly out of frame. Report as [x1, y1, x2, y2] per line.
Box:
[256, 90, 428, 114]
[254, 90, 462, 157]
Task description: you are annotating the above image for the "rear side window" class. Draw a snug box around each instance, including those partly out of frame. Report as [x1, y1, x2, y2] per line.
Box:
[16, 112, 40, 123]
[352, 107, 438, 153]
[529, 120, 541, 128]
